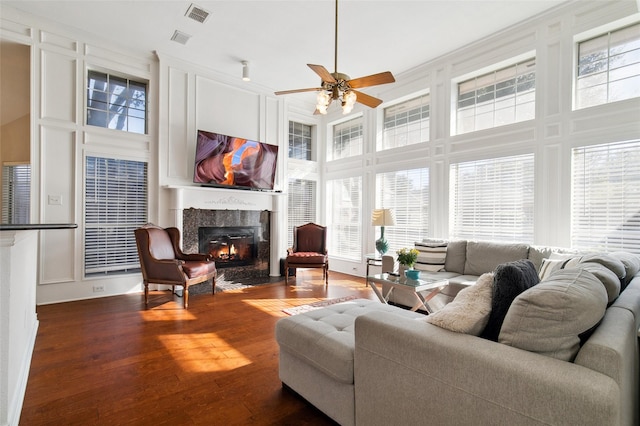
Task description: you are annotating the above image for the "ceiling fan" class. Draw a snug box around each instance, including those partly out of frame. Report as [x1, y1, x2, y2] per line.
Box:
[274, 0, 395, 115]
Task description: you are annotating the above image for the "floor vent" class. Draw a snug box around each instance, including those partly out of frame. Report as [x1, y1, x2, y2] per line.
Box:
[185, 4, 210, 23]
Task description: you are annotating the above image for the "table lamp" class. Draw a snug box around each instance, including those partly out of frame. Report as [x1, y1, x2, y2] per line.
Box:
[371, 208, 396, 256]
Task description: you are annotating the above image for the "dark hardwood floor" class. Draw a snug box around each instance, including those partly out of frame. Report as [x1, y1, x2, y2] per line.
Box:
[19, 270, 374, 425]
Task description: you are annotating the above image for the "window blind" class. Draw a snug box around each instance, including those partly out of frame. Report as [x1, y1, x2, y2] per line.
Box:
[576, 23, 640, 109]
[572, 140, 640, 254]
[327, 176, 362, 261]
[380, 94, 430, 151]
[375, 168, 429, 253]
[457, 58, 536, 134]
[450, 153, 534, 242]
[287, 178, 317, 248]
[85, 156, 147, 275]
[329, 117, 363, 161]
[1, 164, 30, 224]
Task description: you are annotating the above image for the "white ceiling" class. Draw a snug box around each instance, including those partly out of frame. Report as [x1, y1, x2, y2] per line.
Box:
[5, 0, 570, 99]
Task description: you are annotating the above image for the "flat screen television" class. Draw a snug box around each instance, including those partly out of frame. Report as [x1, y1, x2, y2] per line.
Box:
[193, 130, 278, 191]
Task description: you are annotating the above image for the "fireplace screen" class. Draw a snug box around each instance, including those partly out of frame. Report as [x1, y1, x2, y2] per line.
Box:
[198, 226, 259, 268]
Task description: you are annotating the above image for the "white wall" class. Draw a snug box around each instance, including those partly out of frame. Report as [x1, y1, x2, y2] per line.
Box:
[323, 0, 640, 276]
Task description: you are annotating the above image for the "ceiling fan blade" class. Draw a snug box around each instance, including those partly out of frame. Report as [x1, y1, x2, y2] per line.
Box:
[348, 71, 395, 89]
[308, 64, 337, 83]
[351, 90, 383, 108]
[274, 87, 322, 96]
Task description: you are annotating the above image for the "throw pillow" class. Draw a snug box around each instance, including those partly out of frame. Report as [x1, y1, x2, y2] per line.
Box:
[610, 251, 640, 287]
[480, 259, 539, 341]
[498, 268, 608, 362]
[414, 242, 447, 272]
[424, 272, 494, 335]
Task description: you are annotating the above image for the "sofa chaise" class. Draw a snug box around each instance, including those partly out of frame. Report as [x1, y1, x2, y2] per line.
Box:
[275, 240, 640, 425]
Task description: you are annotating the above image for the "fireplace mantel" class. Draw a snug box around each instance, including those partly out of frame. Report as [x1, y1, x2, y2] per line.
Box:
[163, 185, 285, 276]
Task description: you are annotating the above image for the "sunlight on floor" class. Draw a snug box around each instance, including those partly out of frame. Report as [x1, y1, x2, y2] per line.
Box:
[158, 333, 252, 372]
[243, 297, 330, 316]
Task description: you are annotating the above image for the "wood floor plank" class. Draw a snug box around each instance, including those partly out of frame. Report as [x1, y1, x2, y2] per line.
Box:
[20, 270, 374, 425]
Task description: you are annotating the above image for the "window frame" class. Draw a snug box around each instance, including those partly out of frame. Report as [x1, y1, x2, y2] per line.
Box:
[328, 115, 364, 161]
[86, 68, 148, 135]
[451, 51, 536, 136]
[379, 92, 430, 151]
[1, 163, 31, 224]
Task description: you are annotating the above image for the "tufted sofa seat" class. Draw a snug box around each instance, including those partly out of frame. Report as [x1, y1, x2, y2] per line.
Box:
[275, 299, 423, 426]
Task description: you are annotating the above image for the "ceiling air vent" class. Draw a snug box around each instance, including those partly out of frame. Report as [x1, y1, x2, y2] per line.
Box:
[171, 30, 192, 45]
[185, 4, 210, 23]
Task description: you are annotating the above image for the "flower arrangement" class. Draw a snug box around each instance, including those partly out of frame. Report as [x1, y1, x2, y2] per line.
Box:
[396, 247, 419, 269]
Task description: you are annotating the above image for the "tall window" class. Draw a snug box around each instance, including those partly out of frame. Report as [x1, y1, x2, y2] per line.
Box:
[288, 121, 313, 160]
[450, 153, 534, 242]
[327, 176, 362, 260]
[576, 23, 640, 109]
[375, 168, 429, 253]
[380, 94, 430, 151]
[87, 70, 147, 134]
[1, 164, 30, 224]
[287, 178, 317, 248]
[328, 117, 363, 161]
[456, 58, 536, 135]
[85, 156, 148, 276]
[572, 140, 640, 254]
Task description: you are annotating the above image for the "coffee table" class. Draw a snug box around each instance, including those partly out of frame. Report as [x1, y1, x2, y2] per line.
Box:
[367, 273, 449, 313]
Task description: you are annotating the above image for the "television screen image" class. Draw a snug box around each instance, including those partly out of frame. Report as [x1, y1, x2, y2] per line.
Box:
[193, 130, 278, 190]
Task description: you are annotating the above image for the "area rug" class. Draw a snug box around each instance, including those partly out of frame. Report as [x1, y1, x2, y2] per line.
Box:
[188, 276, 282, 295]
[282, 295, 357, 316]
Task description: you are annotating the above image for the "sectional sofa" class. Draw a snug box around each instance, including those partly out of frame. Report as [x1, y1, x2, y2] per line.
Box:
[275, 240, 640, 425]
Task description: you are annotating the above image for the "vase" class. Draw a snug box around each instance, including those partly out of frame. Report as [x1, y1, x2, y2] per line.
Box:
[398, 264, 408, 281]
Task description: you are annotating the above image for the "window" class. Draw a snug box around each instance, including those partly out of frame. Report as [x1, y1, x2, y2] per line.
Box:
[1, 164, 30, 224]
[572, 140, 640, 254]
[85, 156, 147, 276]
[327, 176, 362, 260]
[576, 23, 640, 109]
[287, 178, 317, 248]
[375, 168, 429, 253]
[456, 58, 536, 135]
[450, 153, 534, 242]
[328, 117, 363, 161]
[288, 121, 313, 160]
[87, 70, 147, 134]
[380, 94, 430, 151]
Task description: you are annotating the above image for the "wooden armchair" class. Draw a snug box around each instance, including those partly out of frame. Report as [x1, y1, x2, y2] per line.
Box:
[134, 226, 217, 308]
[285, 223, 329, 285]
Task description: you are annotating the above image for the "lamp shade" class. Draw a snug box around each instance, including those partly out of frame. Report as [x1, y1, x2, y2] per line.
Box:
[371, 209, 396, 227]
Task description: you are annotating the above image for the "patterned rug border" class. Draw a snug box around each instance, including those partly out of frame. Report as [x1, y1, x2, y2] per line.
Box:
[282, 295, 358, 316]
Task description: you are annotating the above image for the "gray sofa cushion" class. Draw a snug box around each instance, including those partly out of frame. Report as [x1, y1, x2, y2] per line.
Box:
[443, 240, 467, 274]
[481, 259, 539, 341]
[610, 251, 640, 286]
[464, 241, 529, 276]
[499, 268, 608, 362]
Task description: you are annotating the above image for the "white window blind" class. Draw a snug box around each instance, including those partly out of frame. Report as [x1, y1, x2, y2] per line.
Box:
[572, 140, 640, 254]
[450, 153, 534, 242]
[327, 176, 362, 261]
[576, 23, 640, 109]
[85, 156, 148, 275]
[87, 70, 147, 134]
[456, 58, 536, 135]
[288, 121, 313, 160]
[287, 178, 317, 248]
[380, 94, 430, 151]
[329, 117, 363, 161]
[375, 168, 429, 253]
[1, 164, 30, 224]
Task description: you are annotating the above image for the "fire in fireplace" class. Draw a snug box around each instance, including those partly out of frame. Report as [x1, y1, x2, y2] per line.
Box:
[198, 226, 259, 268]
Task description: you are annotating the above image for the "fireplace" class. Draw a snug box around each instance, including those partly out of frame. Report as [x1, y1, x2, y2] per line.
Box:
[198, 226, 260, 268]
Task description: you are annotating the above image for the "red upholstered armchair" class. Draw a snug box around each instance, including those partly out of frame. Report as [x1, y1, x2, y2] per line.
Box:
[285, 223, 329, 285]
[134, 226, 217, 308]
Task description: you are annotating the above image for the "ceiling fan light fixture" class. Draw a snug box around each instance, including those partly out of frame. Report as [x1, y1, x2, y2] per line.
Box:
[342, 90, 357, 114]
[316, 91, 331, 114]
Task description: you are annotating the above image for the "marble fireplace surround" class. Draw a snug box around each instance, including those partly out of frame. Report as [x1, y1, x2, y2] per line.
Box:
[164, 185, 283, 277]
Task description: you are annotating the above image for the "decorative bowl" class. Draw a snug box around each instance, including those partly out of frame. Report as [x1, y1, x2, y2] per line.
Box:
[404, 269, 421, 280]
